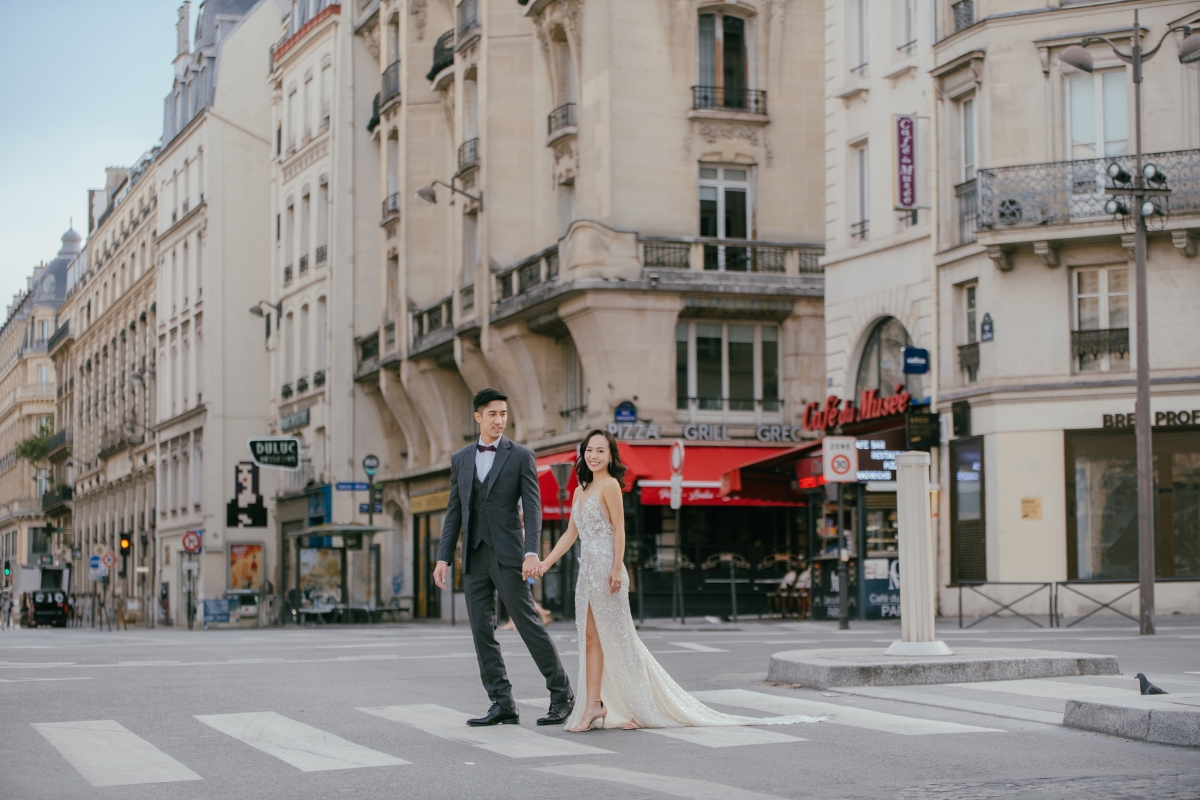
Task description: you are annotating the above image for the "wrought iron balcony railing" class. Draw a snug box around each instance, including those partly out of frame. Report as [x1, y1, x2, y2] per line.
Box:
[692, 86, 767, 115]
[313, 369, 326, 387]
[958, 342, 980, 380]
[1072, 328, 1129, 360]
[642, 238, 823, 274]
[41, 485, 73, 513]
[46, 428, 72, 456]
[703, 241, 787, 272]
[458, 138, 479, 172]
[457, 0, 479, 44]
[427, 30, 455, 81]
[296, 376, 309, 393]
[955, 178, 978, 246]
[548, 102, 576, 136]
[382, 193, 401, 220]
[381, 60, 401, 106]
[952, 0, 974, 33]
[316, 244, 327, 264]
[284, 264, 293, 285]
[851, 220, 870, 243]
[299, 254, 309, 274]
[978, 149, 1200, 230]
[47, 321, 71, 352]
[281, 383, 293, 399]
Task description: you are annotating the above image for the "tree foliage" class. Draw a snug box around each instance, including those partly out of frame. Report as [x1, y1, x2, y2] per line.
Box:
[15, 420, 52, 468]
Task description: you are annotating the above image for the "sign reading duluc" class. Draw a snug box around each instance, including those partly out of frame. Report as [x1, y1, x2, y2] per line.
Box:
[894, 115, 917, 211]
[248, 437, 301, 469]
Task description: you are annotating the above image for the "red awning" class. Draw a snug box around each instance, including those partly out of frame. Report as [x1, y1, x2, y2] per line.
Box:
[626, 442, 803, 507]
[719, 440, 823, 503]
[536, 449, 579, 521]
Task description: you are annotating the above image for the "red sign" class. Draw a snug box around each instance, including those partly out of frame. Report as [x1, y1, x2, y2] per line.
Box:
[101, 552, 117, 569]
[181, 531, 202, 553]
[802, 385, 912, 432]
[895, 115, 917, 210]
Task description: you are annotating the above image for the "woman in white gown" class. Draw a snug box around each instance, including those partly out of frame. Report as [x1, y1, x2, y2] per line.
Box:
[537, 429, 821, 732]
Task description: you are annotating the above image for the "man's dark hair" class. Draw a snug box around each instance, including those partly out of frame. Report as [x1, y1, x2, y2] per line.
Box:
[473, 388, 508, 411]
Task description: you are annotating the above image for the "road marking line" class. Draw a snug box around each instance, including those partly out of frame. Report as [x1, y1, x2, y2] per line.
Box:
[195, 712, 407, 772]
[640, 726, 806, 748]
[534, 764, 785, 799]
[951, 679, 1139, 702]
[833, 686, 1062, 725]
[0, 676, 93, 683]
[358, 704, 611, 758]
[670, 642, 728, 653]
[692, 689, 1002, 735]
[33, 720, 202, 787]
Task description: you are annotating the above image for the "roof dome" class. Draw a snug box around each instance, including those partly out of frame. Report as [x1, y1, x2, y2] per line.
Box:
[58, 226, 83, 257]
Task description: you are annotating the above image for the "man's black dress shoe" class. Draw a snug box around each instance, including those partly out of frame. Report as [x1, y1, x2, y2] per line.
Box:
[537, 698, 575, 726]
[467, 703, 520, 726]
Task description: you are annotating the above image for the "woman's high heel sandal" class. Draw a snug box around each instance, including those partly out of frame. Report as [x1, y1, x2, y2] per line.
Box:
[571, 700, 607, 732]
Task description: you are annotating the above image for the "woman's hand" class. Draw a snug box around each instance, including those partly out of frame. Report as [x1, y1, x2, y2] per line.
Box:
[607, 565, 623, 594]
[537, 560, 550, 577]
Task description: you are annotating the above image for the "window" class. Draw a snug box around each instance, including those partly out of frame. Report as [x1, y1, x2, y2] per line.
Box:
[182, 241, 189, 306]
[698, 165, 749, 269]
[1073, 267, 1129, 373]
[965, 284, 977, 344]
[320, 63, 332, 130]
[961, 98, 976, 181]
[856, 316, 922, 400]
[463, 211, 478, 285]
[300, 304, 310, 379]
[561, 337, 585, 432]
[318, 180, 329, 255]
[851, 144, 870, 242]
[285, 201, 295, 268]
[850, 0, 868, 75]
[38, 320, 50, 342]
[387, 133, 400, 197]
[196, 234, 203, 296]
[675, 321, 780, 415]
[285, 312, 295, 384]
[180, 449, 189, 510]
[38, 364, 50, 385]
[1066, 70, 1128, 161]
[697, 12, 749, 108]
[300, 190, 311, 269]
[553, 37, 575, 106]
[287, 88, 297, 151]
[316, 297, 327, 371]
[303, 74, 313, 140]
[464, 77, 479, 141]
[557, 182, 575, 239]
[897, 0, 916, 54]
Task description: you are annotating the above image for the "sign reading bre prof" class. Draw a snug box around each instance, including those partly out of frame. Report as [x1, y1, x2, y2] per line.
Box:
[248, 437, 301, 470]
[823, 436, 858, 483]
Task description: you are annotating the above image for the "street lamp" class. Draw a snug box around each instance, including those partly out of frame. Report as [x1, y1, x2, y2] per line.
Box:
[248, 299, 282, 338]
[415, 179, 483, 212]
[1059, 15, 1196, 636]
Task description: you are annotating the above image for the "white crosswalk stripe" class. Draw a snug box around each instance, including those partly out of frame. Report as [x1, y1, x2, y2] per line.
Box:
[833, 686, 1062, 725]
[195, 711, 408, 772]
[535, 764, 786, 799]
[641, 726, 806, 748]
[33, 720, 202, 787]
[693, 689, 1004, 735]
[670, 642, 729, 652]
[951, 678, 1139, 702]
[358, 704, 612, 758]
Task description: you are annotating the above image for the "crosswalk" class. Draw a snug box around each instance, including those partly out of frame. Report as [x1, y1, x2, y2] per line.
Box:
[28, 687, 1021, 789]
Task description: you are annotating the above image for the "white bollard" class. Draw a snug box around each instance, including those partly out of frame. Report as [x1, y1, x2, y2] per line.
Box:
[885, 450, 952, 656]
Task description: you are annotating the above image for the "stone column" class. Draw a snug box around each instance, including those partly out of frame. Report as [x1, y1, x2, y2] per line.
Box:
[886, 451, 952, 656]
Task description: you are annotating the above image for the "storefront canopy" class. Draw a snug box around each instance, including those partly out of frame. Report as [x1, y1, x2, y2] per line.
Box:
[719, 440, 823, 504]
[292, 523, 398, 537]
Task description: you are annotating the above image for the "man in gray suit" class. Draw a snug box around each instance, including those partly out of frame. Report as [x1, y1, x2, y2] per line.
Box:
[433, 388, 574, 726]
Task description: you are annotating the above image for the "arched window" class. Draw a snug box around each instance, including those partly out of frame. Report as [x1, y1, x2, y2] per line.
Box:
[854, 317, 922, 400]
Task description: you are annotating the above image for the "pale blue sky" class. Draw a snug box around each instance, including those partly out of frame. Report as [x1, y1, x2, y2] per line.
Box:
[0, 1, 179, 303]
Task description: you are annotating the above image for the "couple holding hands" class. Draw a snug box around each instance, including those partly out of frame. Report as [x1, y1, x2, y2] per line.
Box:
[432, 388, 817, 733]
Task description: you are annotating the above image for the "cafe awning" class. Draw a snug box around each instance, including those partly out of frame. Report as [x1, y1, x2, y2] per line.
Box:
[719, 440, 823, 503]
[292, 523, 397, 537]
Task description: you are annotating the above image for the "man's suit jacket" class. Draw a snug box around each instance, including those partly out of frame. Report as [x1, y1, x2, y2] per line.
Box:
[437, 437, 542, 574]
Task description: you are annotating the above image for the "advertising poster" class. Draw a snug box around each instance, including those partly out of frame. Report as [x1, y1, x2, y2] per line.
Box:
[229, 543, 264, 593]
[299, 548, 342, 611]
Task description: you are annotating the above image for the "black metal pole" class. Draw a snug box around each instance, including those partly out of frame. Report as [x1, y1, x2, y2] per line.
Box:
[837, 483, 849, 630]
[675, 508, 685, 624]
[729, 558, 738, 622]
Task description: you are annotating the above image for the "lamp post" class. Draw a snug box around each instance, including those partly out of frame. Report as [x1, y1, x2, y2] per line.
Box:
[1059, 16, 1200, 635]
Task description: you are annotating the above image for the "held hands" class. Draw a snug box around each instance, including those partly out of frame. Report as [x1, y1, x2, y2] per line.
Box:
[607, 565, 622, 594]
[522, 555, 543, 581]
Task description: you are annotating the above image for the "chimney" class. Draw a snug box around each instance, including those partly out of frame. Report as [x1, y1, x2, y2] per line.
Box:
[177, 2, 192, 59]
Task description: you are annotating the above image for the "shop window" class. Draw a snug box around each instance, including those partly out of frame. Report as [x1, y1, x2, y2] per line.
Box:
[676, 321, 779, 416]
[950, 436, 985, 583]
[699, 165, 750, 269]
[855, 316, 922, 400]
[1067, 430, 1200, 580]
[1073, 267, 1129, 373]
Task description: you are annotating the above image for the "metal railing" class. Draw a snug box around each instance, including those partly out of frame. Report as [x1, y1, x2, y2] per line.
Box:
[41, 485, 73, 512]
[284, 264, 293, 285]
[313, 369, 326, 387]
[548, 102, 576, 135]
[382, 193, 401, 220]
[47, 321, 71, 351]
[381, 60, 401, 106]
[299, 254, 309, 274]
[458, 138, 479, 172]
[1055, 580, 1139, 627]
[703, 241, 787, 272]
[296, 376, 309, 393]
[641, 237, 823, 274]
[955, 178, 977, 246]
[281, 383, 293, 399]
[978, 149, 1200, 230]
[1072, 328, 1129, 360]
[644, 241, 691, 268]
[495, 247, 559, 302]
[456, 0, 479, 43]
[957, 581, 1055, 628]
[952, 0, 974, 33]
[692, 86, 768, 115]
[412, 296, 453, 343]
[384, 322, 396, 351]
[958, 341, 979, 372]
[427, 30, 455, 80]
[315, 244, 327, 264]
[851, 219, 870, 243]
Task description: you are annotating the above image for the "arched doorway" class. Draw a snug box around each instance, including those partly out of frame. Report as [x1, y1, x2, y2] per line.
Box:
[855, 317, 922, 400]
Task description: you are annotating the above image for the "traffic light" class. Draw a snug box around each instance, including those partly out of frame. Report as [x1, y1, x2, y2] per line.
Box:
[3, 560, 9, 577]
[119, 535, 131, 557]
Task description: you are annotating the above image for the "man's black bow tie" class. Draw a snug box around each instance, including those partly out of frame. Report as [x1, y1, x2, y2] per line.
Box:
[476, 444, 497, 452]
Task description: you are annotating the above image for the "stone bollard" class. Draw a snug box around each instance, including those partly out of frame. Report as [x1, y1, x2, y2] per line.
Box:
[885, 450, 952, 656]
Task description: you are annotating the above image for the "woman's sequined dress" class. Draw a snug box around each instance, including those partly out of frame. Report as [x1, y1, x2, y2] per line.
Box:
[562, 493, 821, 731]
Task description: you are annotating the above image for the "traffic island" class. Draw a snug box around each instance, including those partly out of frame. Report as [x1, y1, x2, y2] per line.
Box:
[1064, 693, 1200, 747]
[767, 647, 1120, 689]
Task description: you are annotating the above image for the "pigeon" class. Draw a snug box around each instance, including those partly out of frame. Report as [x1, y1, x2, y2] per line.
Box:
[1135, 673, 1167, 695]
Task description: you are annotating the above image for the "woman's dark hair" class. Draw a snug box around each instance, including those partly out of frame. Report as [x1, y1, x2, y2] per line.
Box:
[575, 429, 627, 489]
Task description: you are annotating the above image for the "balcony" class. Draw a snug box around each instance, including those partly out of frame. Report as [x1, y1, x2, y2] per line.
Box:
[299, 254, 309, 274]
[284, 264, 293, 285]
[313, 369, 326, 387]
[978, 149, 1200, 231]
[427, 29, 455, 81]
[47, 321, 71, 353]
[458, 138, 479, 173]
[384, 322, 396, 351]
[548, 102, 575, 137]
[296, 376, 309, 393]
[46, 428, 72, 459]
[382, 193, 401, 221]
[282, 383, 293, 399]
[381, 60, 401, 108]
[1073, 328, 1129, 361]
[41, 485, 73, 514]
[692, 86, 767, 116]
[411, 296, 453, 355]
[0, 498, 42, 525]
[461, 285, 475, 314]
[496, 247, 559, 304]
[359, 332, 380, 363]
[955, 179, 978, 247]
[99, 430, 142, 461]
[456, 0, 479, 47]
[958, 341, 980, 373]
[316, 244, 327, 264]
[952, 0, 974, 33]
[851, 220, 870, 243]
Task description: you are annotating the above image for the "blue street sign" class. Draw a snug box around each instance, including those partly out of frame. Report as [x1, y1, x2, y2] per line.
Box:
[614, 401, 637, 423]
[903, 347, 929, 374]
[89, 555, 101, 569]
[336, 482, 370, 491]
[360, 503, 384, 514]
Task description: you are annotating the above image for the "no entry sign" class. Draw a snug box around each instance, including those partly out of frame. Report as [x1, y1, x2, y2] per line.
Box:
[823, 436, 858, 483]
[102, 552, 117, 569]
[182, 531, 202, 553]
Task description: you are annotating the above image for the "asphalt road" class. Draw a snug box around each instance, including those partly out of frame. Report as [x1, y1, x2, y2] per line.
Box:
[2, 615, 1199, 800]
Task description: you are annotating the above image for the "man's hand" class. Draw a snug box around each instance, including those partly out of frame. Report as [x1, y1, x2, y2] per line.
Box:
[433, 561, 449, 590]
[522, 555, 542, 581]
